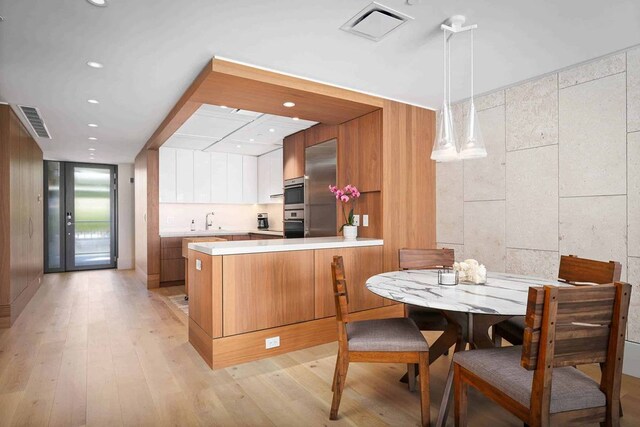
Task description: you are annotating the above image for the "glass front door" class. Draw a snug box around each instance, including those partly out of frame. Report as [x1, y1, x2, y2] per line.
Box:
[44, 162, 117, 272]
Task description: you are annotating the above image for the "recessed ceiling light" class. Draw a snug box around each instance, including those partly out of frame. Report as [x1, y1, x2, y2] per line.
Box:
[249, 138, 255, 142]
[88, 123, 98, 127]
[87, 61, 103, 69]
[87, 99, 99, 104]
[269, 128, 275, 133]
[88, 137, 97, 141]
[292, 117, 299, 121]
[283, 101, 295, 108]
[236, 145, 241, 148]
[86, 0, 107, 7]
[89, 148, 96, 151]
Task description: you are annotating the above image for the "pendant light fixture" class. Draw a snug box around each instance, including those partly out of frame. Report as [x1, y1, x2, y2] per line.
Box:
[431, 28, 458, 162]
[460, 28, 487, 159]
[431, 16, 486, 162]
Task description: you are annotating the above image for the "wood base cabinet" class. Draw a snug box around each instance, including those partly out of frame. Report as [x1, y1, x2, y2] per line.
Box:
[0, 105, 44, 327]
[187, 245, 398, 369]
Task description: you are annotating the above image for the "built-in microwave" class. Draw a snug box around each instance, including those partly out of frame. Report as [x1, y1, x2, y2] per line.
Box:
[283, 177, 305, 210]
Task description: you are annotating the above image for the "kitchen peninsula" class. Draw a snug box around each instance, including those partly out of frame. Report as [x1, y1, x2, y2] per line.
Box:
[187, 236, 403, 369]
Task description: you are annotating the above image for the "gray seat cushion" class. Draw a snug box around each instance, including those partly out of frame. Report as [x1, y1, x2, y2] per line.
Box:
[454, 346, 605, 414]
[346, 318, 429, 352]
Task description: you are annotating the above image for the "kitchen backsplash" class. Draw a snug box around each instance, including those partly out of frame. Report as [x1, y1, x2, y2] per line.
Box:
[160, 202, 284, 232]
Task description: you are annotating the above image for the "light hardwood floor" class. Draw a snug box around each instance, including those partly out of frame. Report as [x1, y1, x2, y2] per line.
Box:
[0, 269, 638, 426]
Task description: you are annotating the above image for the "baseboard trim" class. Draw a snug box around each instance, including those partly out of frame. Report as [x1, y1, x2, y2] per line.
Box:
[623, 340, 640, 378]
[0, 275, 42, 328]
[192, 304, 405, 370]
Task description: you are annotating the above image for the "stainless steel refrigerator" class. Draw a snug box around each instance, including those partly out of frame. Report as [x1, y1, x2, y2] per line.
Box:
[304, 139, 337, 237]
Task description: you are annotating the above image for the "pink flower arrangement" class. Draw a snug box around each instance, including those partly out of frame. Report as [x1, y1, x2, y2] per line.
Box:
[329, 184, 361, 230]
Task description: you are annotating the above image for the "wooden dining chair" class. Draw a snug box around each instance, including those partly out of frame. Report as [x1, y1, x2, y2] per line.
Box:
[399, 248, 455, 332]
[454, 281, 631, 427]
[330, 256, 431, 426]
[493, 254, 622, 346]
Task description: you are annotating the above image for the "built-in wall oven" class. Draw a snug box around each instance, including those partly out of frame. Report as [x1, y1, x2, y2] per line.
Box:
[283, 177, 305, 210]
[284, 177, 305, 238]
[283, 209, 304, 238]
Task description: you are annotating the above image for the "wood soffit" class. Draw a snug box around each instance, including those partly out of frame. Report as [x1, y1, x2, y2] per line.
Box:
[143, 58, 384, 151]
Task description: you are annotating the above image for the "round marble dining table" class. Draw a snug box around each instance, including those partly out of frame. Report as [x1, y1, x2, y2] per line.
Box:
[366, 270, 568, 317]
[365, 270, 569, 427]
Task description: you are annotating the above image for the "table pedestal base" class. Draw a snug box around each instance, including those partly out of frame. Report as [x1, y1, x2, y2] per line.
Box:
[406, 311, 511, 427]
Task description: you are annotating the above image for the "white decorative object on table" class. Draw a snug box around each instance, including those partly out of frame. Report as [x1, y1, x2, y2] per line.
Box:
[453, 259, 487, 284]
[342, 225, 358, 240]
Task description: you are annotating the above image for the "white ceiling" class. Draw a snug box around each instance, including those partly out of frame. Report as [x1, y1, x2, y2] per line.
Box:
[162, 104, 316, 156]
[0, 1, 639, 164]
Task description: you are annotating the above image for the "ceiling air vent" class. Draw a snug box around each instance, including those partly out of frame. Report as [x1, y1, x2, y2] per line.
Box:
[19, 105, 51, 139]
[340, 2, 413, 41]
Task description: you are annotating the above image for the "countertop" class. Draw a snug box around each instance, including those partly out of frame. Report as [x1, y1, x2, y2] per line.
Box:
[159, 229, 284, 238]
[188, 236, 384, 256]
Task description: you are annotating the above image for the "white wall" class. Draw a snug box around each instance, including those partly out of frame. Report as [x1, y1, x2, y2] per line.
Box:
[159, 201, 283, 232]
[436, 46, 640, 374]
[117, 163, 135, 270]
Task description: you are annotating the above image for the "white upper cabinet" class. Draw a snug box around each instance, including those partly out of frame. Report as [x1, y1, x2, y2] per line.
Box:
[159, 147, 282, 205]
[175, 149, 194, 202]
[226, 154, 244, 203]
[210, 152, 228, 203]
[159, 147, 177, 202]
[256, 148, 283, 204]
[242, 156, 258, 204]
[257, 153, 270, 204]
[193, 152, 212, 203]
[269, 148, 283, 198]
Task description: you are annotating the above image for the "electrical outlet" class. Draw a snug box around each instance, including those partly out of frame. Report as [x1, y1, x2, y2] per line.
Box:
[196, 259, 202, 271]
[363, 215, 369, 227]
[353, 215, 360, 226]
[265, 336, 280, 349]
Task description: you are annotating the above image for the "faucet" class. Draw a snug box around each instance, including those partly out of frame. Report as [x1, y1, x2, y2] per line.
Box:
[205, 212, 215, 230]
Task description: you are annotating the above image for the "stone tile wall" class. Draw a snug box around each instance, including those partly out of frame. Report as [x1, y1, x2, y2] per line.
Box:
[436, 46, 640, 342]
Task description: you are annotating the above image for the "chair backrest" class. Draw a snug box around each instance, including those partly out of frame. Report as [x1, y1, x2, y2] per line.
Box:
[331, 256, 350, 323]
[399, 248, 455, 270]
[521, 282, 631, 416]
[558, 254, 622, 285]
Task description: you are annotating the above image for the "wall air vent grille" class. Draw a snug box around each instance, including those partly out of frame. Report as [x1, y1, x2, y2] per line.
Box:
[340, 2, 413, 41]
[19, 105, 51, 139]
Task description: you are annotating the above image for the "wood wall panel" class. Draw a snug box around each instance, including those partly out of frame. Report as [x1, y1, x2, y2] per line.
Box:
[337, 110, 382, 192]
[357, 109, 382, 192]
[314, 246, 384, 318]
[283, 130, 305, 180]
[381, 101, 436, 272]
[0, 105, 44, 326]
[134, 149, 160, 288]
[337, 118, 358, 188]
[222, 251, 315, 336]
[134, 150, 149, 281]
[305, 123, 338, 148]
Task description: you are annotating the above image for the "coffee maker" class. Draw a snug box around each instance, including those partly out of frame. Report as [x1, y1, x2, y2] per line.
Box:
[257, 213, 269, 229]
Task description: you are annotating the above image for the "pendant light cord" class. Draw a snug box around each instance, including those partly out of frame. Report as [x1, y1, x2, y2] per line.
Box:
[447, 31, 451, 109]
[470, 29, 474, 102]
[443, 29, 447, 105]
